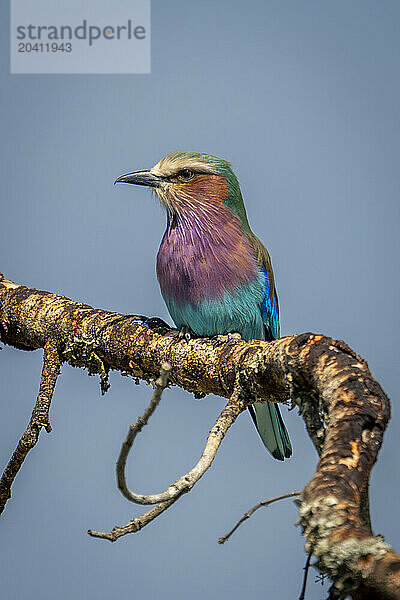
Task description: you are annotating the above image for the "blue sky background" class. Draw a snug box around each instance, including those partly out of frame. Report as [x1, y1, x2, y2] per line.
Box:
[1, 2, 399, 599]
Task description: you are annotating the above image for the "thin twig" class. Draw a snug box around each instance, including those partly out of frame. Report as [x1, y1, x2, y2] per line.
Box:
[0, 339, 61, 515]
[88, 378, 247, 541]
[298, 551, 313, 600]
[88, 499, 174, 542]
[116, 377, 247, 506]
[218, 490, 302, 544]
[88, 363, 172, 541]
[117, 361, 171, 502]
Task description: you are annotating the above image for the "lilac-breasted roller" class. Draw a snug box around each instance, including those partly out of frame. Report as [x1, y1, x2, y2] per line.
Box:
[115, 152, 292, 460]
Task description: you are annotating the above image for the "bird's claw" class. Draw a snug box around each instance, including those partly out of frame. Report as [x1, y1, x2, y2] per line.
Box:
[211, 332, 242, 342]
[166, 326, 194, 342]
[178, 326, 193, 343]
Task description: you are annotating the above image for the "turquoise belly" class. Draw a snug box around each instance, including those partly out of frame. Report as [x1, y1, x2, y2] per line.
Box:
[163, 274, 266, 341]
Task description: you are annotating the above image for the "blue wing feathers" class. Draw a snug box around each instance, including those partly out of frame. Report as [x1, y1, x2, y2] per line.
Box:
[249, 264, 292, 459]
[261, 265, 279, 340]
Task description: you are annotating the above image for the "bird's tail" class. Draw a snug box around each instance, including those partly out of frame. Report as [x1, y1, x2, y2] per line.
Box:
[249, 402, 292, 460]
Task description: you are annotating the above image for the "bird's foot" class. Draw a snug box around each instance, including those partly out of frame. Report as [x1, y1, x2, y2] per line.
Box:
[228, 332, 242, 340]
[178, 326, 194, 343]
[167, 326, 195, 343]
[211, 332, 242, 343]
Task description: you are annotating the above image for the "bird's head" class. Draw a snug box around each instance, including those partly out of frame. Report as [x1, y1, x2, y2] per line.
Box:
[115, 151, 250, 229]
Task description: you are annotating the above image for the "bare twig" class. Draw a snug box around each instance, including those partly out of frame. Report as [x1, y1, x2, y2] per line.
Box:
[0, 339, 61, 514]
[88, 378, 247, 541]
[117, 361, 171, 502]
[299, 551, 313, 600]
[115, 377, 247, 506]
[218, 490, 302, 544]
[88, 499, 175, 542]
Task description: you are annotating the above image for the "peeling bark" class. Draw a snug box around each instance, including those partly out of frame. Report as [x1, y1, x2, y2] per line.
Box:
[0, 274, 398, 599]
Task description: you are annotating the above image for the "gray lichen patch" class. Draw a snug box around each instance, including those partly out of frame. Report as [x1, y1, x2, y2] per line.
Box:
[299, 496, 390, 582]
[320, 536, 390, 578]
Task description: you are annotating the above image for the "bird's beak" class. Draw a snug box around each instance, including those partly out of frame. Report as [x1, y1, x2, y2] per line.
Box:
[114, 170, 162, 188]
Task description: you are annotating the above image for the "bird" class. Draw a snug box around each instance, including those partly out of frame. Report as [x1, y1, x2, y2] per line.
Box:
[115, 152, 292, 460]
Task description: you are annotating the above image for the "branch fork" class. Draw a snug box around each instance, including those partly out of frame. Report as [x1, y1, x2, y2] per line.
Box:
[88, 370, 247, 541]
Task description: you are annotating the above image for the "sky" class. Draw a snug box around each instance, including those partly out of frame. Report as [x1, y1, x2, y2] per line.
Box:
[1, 1, 399, 599]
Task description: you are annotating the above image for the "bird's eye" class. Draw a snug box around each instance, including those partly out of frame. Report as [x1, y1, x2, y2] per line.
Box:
[179, 169, 194, 179]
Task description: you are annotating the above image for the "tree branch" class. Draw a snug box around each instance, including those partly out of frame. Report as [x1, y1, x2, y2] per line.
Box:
[0, 337, 61, 514]
[88, 499, 175, 542]
[116, 361, 172, 504]
[117, 375, 246, 506]
[89, 371, 247, 540]
[0, 274, 398, 599]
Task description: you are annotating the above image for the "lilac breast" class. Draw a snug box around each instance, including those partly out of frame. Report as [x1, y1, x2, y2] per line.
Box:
[156, 207, 258, 306]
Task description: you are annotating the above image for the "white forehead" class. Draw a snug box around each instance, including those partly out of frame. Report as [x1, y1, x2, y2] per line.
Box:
[150, 153, 217, 177]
